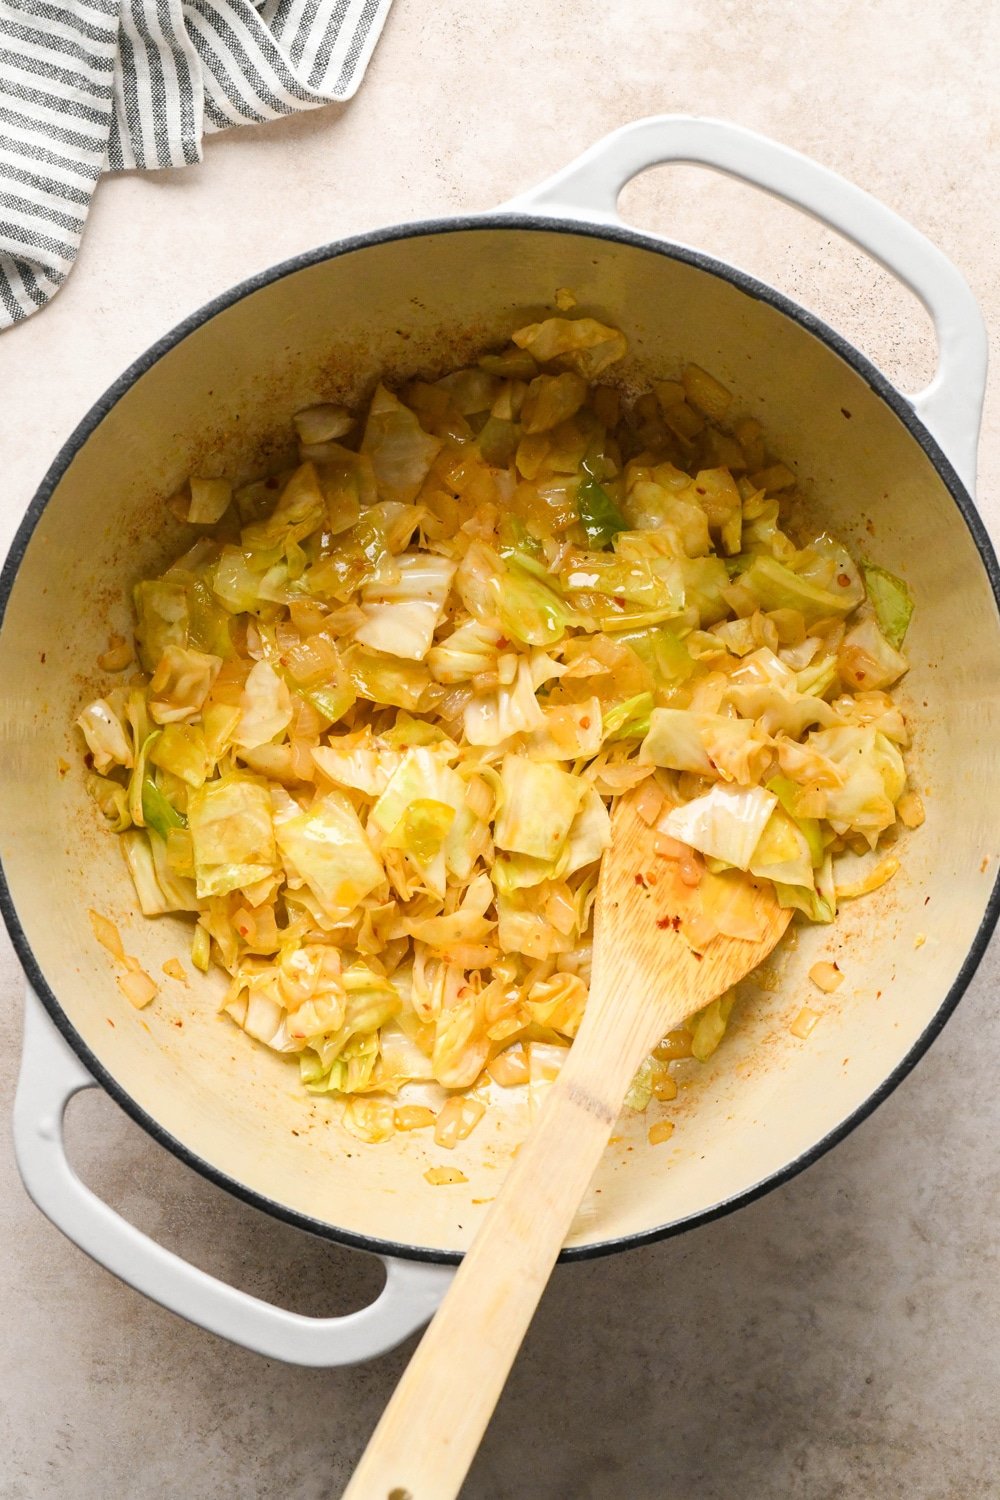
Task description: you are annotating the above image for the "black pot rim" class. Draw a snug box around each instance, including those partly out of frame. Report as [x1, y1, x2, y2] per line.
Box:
[3, 212, 999, 1269]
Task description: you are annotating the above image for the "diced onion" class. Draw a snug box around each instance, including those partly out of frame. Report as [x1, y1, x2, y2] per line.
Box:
[896, 791, 925, 829]
[654, 1030, 693, 1062]
[117, 967, 157, 1009]
[88, 909, 125, 961]
[809, 961, 843, 993]
[486, 1043, 529, 1087]
[342, 1098, 395, 1144]
[394, 1105, 436, 1131]
[98, 636, 133, 672]
[293, 404, 353, 445]
[187, 477, 232, 525]
[433, 1097, 485, 1149]
[651, 1067, 678, 1102]
[790, 1006, 821, 1039]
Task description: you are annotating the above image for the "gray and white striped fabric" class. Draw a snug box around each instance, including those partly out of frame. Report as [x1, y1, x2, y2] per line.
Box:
[0, 0, 392, 326]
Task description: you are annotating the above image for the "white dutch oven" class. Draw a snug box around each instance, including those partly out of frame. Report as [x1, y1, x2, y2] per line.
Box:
[2, 118, 998, 1368]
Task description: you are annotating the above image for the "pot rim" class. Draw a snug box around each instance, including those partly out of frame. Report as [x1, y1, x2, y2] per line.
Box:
[3, 212, 999, 1266]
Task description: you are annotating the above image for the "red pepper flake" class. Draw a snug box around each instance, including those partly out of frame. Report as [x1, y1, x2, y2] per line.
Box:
[635, 873, 646, 887]
[838, 573, 851, 587]
[614, 596, 626, 608]
[671, 915, 681, 930]
[580, 716, 591, 729]
[693, 951, 703, 961]
[496, 636, 510, 649]
[656, 916, 670, 929]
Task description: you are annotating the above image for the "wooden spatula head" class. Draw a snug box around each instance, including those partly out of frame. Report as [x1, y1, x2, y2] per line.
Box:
[587, 790, 793, 1045]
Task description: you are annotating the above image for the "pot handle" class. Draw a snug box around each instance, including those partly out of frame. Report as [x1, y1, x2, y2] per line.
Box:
[13, 988, 453, 1367]
[502, 115, 987, 491]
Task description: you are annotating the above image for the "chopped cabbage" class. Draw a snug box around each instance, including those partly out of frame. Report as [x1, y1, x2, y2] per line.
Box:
[275, 790, 384, 914]
[464, 656, 546, 746]
[87, 772, 132, 831]
[640, 708, 769, 784]
[428, 619, 502, 683]
[561, 788, 612, 876]
[123, 829, 201, 914]
[494, 754, 585, 861]
[77, 699, 133, 772]
[603, 692, 654, 742]
[748, 808, 815, 889]
[342, 645, 431, 711]
[354, 553, 456, 661]
[577, 473, 628, 549]
[738, 555, 856, 625]
[311, 730, 400, 797]
[527, 700, 603, 761]
[861, 562, 913, 648]
[188, 776, 275, 898]
[234, 660, 292, 749]
[78, 309, 918, 1141]
[361, 384, 442, 503]
[457, 542, 577, 648]
[690, 989, 738, 1061]
[134, 579, 189, 671]
[664, 784, 777, 869]
[838, 617, 908, 691]
[521, 372, 588, 433]
[148, 645, 221, 724]
[149, 723, 211, 788]
[512, 316, 628, 378]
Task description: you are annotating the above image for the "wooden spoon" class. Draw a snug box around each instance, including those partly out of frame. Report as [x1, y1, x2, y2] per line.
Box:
[343, 792, 791, 1500]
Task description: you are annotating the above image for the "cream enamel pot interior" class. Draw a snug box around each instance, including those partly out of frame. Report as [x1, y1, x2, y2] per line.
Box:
[2, 117, 998, 1369]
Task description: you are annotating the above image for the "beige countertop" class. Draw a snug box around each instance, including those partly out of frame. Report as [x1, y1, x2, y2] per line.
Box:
[2, 2, 999, 1496]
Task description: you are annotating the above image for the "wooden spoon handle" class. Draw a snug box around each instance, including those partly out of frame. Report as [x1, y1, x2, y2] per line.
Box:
[341, 1044, 637, 1500]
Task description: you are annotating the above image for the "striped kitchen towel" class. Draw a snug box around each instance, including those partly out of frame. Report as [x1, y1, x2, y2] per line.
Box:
[0, 0, 393, 327]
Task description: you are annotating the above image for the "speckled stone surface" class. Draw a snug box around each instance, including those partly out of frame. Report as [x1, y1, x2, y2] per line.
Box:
[2, 3, 999, 1496]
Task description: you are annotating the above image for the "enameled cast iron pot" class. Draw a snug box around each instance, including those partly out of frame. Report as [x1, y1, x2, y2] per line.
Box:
[2, 118, 998, 1367]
